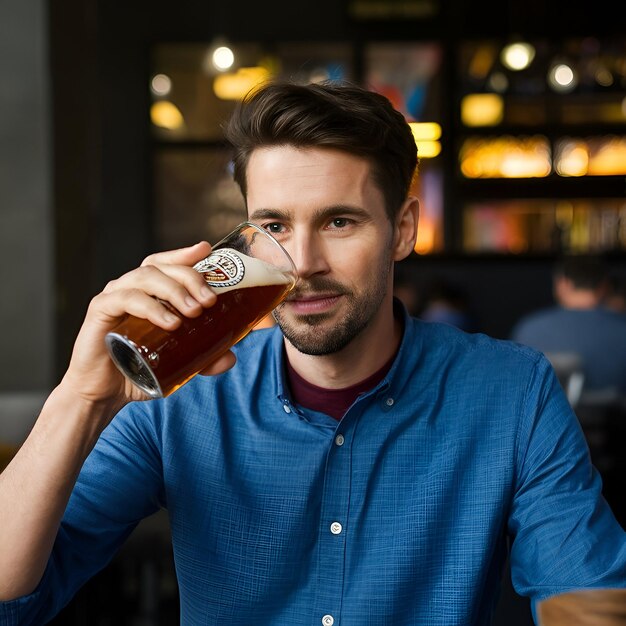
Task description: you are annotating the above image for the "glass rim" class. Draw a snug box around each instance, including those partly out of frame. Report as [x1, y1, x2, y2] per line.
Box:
[213, 220, 298, 282]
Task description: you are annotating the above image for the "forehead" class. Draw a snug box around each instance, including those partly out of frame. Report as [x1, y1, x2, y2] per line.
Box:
[245, 145, 382, 210]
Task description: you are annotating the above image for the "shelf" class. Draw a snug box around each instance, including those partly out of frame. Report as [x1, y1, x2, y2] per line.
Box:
[455, 175, 626, 199]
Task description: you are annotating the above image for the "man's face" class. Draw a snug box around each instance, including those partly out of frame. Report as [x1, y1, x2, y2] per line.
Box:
[246, 145, 397, 356]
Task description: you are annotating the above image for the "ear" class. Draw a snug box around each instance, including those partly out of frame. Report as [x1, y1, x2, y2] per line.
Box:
[393, 196, 419, 261]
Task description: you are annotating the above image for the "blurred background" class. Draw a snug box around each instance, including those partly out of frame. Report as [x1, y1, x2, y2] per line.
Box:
[2, 0, 626, 623]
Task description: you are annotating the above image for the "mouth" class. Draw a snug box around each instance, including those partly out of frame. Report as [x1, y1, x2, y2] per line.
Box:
[285, 293, 343, 315]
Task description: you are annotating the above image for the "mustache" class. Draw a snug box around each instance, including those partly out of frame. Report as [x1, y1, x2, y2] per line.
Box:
[287, 277, 350, 300]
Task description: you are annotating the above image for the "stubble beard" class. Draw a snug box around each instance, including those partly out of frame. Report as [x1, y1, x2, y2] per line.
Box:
[273, 262, 392, 356]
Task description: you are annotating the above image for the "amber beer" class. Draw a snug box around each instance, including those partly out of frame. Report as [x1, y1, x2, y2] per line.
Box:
[105, 223, 297, 398]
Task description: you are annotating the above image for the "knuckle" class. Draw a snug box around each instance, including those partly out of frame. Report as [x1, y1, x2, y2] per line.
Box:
[102, 278, 119, 293]
[141, 252, 159, 266]
[137, 264, 157, 278]
[87, 291, 105, 311]
[133, 265, 162, 285]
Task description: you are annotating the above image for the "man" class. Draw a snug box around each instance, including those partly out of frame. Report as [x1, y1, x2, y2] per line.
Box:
[511, 255, 626, 395]
[0, 81, 625, 625]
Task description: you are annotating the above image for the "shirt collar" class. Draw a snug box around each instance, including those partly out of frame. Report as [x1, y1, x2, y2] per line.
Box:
[271, 298, 423, 406]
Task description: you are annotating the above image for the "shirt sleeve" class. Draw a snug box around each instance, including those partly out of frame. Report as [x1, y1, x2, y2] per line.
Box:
[0, 401, 165, 625]
[507, 354, 626, 603]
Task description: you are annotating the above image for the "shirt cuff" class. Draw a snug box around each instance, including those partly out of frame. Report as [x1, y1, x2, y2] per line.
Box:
[0, 588, 44, 625]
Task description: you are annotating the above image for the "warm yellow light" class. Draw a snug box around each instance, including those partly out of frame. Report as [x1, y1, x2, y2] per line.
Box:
[595, 66, 614, 87]
[461, 94, 504, 127]
[212, 45, 235, 71]
[548, 63, 577, 92]
[500, 152, 551, 178]
[501, 42, 536, 71]
[460, 136, 551, 178]
[556, 141, 589, 177]
[468, 44, 497, 80]
[414, 218, 435, 254]
[213, 67, 271, 100]
[150, 101, 184, 130]
[415, 140, 441, 159]
[588, 137, 626, 175]
[150, 73, 172, 96]
[409, 122, 442, 141]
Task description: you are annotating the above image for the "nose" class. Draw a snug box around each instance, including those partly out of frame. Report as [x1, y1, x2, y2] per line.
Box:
[286, 231, 331, 280]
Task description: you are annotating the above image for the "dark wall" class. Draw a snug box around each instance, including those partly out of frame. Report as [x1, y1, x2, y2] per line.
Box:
[0, 0, 53, 393]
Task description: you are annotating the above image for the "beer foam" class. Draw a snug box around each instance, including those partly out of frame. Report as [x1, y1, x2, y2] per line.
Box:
[195, 248, 294, 294]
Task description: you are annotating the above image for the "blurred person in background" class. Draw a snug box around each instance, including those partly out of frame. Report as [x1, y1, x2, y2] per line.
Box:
[511, 254, 626, 396]
[393, 270, 480, 332]
[605, 272, 626, 314]
[418, 277, 480, 333]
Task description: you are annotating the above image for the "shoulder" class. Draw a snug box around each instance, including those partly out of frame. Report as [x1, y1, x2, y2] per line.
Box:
[229, 325, 282, 375]
[510, 306, 562, 340]
[407, 316, 549, 384]
[596, 307, 626, 328]
[513, 306, 562, 326]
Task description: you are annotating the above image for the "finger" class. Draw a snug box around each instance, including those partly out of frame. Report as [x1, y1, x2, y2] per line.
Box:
[89, 288, 183, 331]
[103, 263, 216, 318]
[147, 262, 217, 310]
[198, 351, 237, 376]
[141, 241, 212, 268]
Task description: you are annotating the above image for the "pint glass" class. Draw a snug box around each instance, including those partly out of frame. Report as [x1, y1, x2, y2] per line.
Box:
[105, 222, 297, 398]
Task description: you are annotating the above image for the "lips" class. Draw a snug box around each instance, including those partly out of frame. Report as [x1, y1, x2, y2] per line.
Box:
[285, 293, 343, 315]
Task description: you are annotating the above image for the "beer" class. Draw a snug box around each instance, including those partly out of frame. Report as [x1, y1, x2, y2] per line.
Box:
[105, 224, 297, 398]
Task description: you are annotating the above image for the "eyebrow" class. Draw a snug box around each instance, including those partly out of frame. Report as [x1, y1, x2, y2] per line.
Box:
[248, 208, 290, 221]
[248, 205, 371, 223]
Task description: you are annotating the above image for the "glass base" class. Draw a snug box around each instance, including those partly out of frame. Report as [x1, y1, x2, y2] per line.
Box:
[105, 332, 163, 399]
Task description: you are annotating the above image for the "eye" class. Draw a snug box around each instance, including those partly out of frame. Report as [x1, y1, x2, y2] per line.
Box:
[264, 222, 285, 234]
[328, 218, 351, 229]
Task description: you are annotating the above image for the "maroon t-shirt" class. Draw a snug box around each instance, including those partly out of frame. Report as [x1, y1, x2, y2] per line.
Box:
[286, 352, 396, 421]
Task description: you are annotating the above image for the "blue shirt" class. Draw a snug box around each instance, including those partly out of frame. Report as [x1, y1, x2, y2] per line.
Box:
[511, 306, 626, 394]
[3, 309, 626, 625]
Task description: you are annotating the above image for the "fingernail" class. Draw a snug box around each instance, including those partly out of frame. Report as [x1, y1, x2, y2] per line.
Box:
[200, 285, 214, 301]
[163, 312, 179, 323]
[184, 295, 199, 309]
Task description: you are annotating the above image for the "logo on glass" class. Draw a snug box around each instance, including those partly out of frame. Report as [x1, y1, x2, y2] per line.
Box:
[195, 249, 245, 288]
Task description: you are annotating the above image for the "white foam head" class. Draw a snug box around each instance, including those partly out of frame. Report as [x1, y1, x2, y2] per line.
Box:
[194, 248, 294, 293]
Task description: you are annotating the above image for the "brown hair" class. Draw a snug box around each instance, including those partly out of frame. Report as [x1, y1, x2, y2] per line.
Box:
[554, 254, 609, 290]
[223, 80, 418, 221]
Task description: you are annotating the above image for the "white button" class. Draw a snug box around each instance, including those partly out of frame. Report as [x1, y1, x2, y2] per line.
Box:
[385, 397, 394, 406]
[335, 434, 345, 446]
[330, 521, 343, 535]
[283, 404, 291, 413]
[322, 615, 334, 626]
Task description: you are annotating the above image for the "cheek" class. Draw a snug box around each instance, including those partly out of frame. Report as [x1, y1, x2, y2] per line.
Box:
[333, 239, 389, 285]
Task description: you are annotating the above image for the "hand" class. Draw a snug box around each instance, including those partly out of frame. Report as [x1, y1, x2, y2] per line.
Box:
[61, 241, 237, 411]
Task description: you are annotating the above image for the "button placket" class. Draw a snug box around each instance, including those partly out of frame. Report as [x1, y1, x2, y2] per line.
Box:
[313, 421, 355, 626]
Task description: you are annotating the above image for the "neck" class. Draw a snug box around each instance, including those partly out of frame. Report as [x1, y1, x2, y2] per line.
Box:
[284, 300, 402, 389]
[560, 290, 601, 310]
